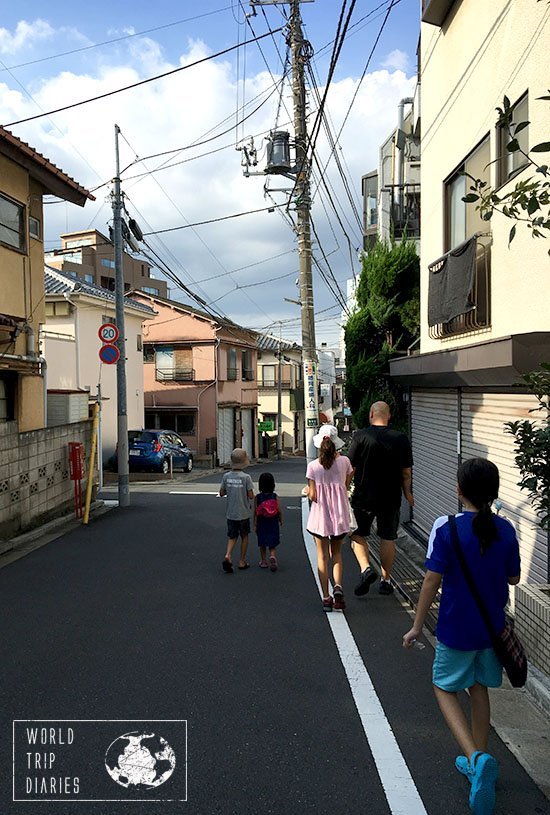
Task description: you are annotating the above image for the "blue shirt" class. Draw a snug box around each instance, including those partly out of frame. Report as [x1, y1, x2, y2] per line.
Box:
[425, 512, 521, 651]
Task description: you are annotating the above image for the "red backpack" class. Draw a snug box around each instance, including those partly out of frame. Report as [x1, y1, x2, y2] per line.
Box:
[256, 497, 279, 518]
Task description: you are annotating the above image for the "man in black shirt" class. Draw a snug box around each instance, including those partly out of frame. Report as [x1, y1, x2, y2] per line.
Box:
[348, 401, 414, 596]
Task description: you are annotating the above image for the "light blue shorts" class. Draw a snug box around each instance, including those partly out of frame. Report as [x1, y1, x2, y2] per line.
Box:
[432, 641, 503, 692]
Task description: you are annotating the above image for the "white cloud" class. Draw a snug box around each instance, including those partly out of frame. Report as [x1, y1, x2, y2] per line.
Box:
[2, 29, 414, 341]
[0, 19, 55, 55]
[381, 49, 410, 73]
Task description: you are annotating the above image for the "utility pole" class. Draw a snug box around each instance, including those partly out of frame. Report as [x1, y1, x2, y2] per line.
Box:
[112, 124, 130, 507]
[277, 323, 283, 459]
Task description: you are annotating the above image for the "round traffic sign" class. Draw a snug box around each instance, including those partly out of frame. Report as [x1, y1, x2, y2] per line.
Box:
[98, 322, 119, 343]
[99, 343, 120, 365]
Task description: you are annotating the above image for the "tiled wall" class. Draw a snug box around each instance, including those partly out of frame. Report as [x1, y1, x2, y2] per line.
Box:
[515, 584, 550, 678]
[0, 419, 94, 550]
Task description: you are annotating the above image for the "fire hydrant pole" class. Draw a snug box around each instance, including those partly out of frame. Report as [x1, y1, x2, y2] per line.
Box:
[83, 401, 100, 525]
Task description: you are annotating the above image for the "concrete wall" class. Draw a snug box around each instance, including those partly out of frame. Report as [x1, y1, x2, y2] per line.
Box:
[515, 584, 550, 678]
[420, 0, 550, 353]
[0, 419, 94, 547]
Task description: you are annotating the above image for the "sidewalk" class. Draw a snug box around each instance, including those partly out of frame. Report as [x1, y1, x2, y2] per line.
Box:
[368, 523, 550, 801]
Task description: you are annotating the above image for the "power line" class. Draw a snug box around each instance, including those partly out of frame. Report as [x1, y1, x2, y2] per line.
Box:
[3, 27, 283, 127]
[142, 202, 287, 236]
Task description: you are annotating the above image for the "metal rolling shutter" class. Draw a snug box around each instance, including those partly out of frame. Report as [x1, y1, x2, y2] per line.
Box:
[411, 390, 459, 538]
[461, 392, 548, 585]
[217, 408, 234, 466]
[242, 409, 253, 458]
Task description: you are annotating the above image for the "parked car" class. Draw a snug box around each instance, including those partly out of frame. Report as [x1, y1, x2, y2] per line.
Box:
[112, 430, 194, 474]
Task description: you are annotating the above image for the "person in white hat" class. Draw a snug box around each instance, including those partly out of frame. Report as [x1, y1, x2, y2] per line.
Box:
[306, 424, 354, 612]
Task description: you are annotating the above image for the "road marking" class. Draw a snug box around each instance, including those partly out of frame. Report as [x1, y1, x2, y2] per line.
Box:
[301, 499, 427, 815]
[169, 491, 219, 495]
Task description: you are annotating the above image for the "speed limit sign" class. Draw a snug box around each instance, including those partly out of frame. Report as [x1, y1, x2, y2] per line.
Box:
[98, 323, 119, 343]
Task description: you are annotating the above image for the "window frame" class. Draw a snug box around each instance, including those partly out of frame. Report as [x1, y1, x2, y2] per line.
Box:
[444, 134, 490, 252]
[497, 92, 529, 187]
[0, 192, 26, 253]
[227, 348, 238, 380]
[29, 215, 41, 241]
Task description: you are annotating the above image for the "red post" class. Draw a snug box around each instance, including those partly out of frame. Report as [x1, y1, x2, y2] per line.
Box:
[68, 442, 85, 519]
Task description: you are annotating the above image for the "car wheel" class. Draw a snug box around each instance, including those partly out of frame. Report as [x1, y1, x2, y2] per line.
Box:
[185, 457, 193, 473]
[160, 458, 170, 475]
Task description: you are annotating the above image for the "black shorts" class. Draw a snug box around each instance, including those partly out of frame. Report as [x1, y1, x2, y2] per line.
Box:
[227, 518, 251, 539]
[352, 506, 400, 541]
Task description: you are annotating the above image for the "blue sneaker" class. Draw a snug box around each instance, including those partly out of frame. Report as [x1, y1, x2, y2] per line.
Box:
[455, 755, 472, 780]
[469, 751, 499, 814]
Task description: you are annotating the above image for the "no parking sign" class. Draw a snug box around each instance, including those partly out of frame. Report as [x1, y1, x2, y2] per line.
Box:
[99, 343, 120, 364]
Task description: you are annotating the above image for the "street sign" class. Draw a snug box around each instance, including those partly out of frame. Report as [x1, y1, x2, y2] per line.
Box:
[258, 421, 274, 432]
[99, 343, 120, 365]
[98, 323, 119, 343]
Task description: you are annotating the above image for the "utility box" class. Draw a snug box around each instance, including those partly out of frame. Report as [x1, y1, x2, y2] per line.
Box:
[266, 131, 291, 174]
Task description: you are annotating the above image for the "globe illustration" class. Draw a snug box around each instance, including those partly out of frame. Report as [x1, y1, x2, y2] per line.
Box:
[105, 732, 176, 789]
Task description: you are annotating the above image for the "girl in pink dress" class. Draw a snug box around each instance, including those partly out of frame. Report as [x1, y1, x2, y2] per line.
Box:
[306, 425, 354, 612]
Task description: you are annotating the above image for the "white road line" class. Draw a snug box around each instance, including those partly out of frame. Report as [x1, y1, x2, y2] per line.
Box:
[169, 491, 219, 495]
[301, 499, 427, 815]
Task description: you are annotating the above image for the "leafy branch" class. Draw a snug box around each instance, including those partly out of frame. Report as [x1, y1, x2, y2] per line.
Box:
[462, 92, 550, 252]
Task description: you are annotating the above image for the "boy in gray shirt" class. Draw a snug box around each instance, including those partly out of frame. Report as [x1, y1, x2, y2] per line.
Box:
[220, 448, 254, 572]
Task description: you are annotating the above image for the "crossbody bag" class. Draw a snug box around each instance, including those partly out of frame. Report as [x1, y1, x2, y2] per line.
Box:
[447, 515, 527, 688]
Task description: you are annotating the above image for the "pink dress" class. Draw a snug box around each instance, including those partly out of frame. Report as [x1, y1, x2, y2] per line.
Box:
[306, 455, 353, 538]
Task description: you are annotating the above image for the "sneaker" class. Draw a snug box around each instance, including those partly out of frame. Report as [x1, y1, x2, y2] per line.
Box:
[322, 597, 333, 612]
[455, 755, 472, 780]
[378, 580, 394, 595]
[354, 567, 378, 596]
[259, 560, 269, 569]
[469, 752, 499, 814]
[269, 555, 278, 572]
[333, 585, 346, 610]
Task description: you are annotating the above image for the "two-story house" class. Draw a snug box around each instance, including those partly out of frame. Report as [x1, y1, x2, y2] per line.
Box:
[133, 293, 258, 465]
[256, 333, 304, 454]
[45, 228, 168, 298]
[390, 0, 550, 675]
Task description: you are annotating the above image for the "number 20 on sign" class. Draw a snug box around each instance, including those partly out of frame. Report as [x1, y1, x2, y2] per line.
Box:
[98, 323, 119, 343]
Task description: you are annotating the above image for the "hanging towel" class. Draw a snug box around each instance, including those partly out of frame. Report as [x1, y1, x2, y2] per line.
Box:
[428, 236, 477, 326]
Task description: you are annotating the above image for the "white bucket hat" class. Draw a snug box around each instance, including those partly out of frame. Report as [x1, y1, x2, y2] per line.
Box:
[312, 424, 344, 450]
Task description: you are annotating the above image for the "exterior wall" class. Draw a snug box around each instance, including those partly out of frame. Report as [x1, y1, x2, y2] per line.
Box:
[257, 347, 303, 452]
[0, 419, 95, 546]
[0, 158, 46, 431]
[420, 0, 550, 353]
[43, 297, 148, 461]
[515, 584, 550, 678]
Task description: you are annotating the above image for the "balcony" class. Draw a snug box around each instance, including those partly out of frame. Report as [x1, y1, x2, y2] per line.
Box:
[260, 379, 292, 389]
[428, 235, 491, 339]
[385, 184, 420, 239]
[242, 368, 255, 381]
[156, 368, 194, 382]
[421, 0, 457, 26]
[227, 367, 237, 381]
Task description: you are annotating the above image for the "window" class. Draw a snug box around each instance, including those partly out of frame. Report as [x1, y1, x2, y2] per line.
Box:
[45, 301, 71, 317]
[137, 335, 142, 352]
[362, 172, 378, 229]
[82, 274, 94, 284]
[100, 276, 115, 291]
[499, 93, 529, 185]
[261, 365, 276, 387]
[227, 348, 237, 380]
[0, 193, 25, 251]
[29, 216, 41, 240]
[241, 349, 254, 380]
[141, 286, 159, 295]
[445, 136, 490, 250]
[143, 344, 155, 362]
[141, 264, 146, 277]
[0, 373, 16, 421]
[100, 258, 116, 269]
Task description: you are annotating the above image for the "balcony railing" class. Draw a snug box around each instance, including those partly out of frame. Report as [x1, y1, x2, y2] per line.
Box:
[242, 368, 255, 381]
[156, 368, 195, 381]
[260, 379, 292, 389]
[384, 183, 421, 239]
[227, 367, 237, 381]
[429, 236, 491, 339]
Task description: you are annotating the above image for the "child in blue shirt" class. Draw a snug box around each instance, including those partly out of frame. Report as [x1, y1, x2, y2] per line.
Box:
[254, 472, 282, 571]
[403, 458, 520, 815]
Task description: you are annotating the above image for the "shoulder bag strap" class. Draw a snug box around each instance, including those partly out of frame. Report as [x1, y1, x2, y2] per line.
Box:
[447, 515, 498, 641]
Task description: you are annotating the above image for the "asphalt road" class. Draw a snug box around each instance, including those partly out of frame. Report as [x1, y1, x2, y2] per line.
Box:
[0, 459, 548, 815]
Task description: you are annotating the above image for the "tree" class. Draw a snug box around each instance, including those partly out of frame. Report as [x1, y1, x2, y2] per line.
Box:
[344, 238, 419, 430]
[463, 93, 550, 251]
[505, 364, 550, 531]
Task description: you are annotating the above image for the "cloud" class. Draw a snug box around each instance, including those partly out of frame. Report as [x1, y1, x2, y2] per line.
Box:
[2, 28, 414, 342]
[0, 19, 55, 55]
[381, 49, 410, 73]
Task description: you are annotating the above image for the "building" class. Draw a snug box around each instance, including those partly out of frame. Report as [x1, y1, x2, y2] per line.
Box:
[42, 267, 155, 462]
[256, 333, 304, 454]
[0, 126, 94, 542]
[45, 229, 168, 298]
[132, 293, 258, 465]
[390, 0, 550, 676]
[362, 80, 420, 250]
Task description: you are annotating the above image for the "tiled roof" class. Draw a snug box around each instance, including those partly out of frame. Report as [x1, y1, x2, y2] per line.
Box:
[256, 332, 300, 352]
[44, 266, 155, 315]
[132, 290, 255, 336]
[0, 126, 95, 204]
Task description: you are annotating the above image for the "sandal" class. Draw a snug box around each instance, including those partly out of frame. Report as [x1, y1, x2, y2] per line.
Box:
[469, 751, 499, 814]
[222, 558, 233, 573]
[238, 562, 250, 570]
[259, 560, 269, 569]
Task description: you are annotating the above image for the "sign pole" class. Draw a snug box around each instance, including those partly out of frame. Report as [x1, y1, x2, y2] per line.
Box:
[112, 124, 130, 507]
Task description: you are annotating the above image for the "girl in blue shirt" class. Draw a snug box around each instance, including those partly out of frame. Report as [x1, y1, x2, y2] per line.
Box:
[403, 458, 521, 815]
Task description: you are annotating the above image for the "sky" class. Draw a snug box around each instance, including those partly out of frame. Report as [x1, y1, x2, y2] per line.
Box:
[0, 0, 420, 347]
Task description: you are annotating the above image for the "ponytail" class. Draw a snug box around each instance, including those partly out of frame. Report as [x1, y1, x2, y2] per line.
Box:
[319, 437, 336, 470]
[457, 458, 499, 554]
